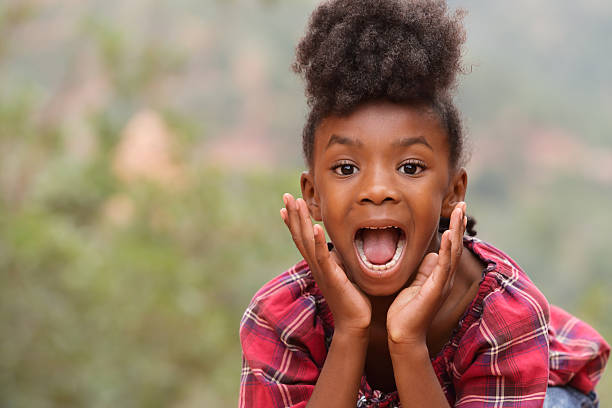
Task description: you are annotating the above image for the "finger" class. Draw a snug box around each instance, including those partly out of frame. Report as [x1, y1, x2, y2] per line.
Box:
[328, 247, 346, 272]
[283, 193, 307, 257]
[460, 202, 467, 236]
[414, 252, 438, 287]
[280, 197, 290, 227]
[450, 204, 464, 273]
[311, 225, 350, 291]
[313, 224, 332, 273]
[419, 232, 450, 308]
[315, 230, 344, 275]
[446, 204, 464, 294]
[296, 198, 316, 257]
[431, 229, 452, 292]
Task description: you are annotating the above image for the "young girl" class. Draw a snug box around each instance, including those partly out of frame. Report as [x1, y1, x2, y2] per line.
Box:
[239, 0, 609, 406]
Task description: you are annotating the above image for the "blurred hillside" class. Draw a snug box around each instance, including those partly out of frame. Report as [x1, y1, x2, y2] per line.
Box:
[0, 0, 611, 406]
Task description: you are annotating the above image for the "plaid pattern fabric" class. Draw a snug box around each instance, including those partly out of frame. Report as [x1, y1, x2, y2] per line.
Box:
[239, 237, 610, 407]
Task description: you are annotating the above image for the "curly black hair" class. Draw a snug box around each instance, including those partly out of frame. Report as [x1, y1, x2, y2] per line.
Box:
[293, 0, 477, 235]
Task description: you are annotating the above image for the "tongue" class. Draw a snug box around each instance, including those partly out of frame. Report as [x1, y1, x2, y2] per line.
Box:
[361, 229, 398, 265]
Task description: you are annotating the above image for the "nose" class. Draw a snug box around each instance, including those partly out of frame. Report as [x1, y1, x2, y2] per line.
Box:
[358, 166, 400, 205]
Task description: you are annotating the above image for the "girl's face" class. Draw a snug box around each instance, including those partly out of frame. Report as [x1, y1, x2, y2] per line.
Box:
[301, 100, 466, 296]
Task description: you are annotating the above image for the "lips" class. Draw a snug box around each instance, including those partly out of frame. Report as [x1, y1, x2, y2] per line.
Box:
[354, 226, 407, 272]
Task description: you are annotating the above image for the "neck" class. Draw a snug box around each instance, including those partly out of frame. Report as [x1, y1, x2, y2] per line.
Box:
[369, 295, 395, 327]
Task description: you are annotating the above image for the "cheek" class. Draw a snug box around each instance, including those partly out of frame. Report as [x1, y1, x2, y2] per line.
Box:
[410, 177, 445, 206]
[317, 195, 341, 237]
[317, 182, 345, 219]
[409, 183, 445, 233]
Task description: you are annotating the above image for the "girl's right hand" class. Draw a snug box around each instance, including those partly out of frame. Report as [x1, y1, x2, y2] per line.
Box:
[281, 193, 372, 336]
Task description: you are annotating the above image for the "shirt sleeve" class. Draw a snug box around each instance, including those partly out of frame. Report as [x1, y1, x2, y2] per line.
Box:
[239, 272, 329, 408]
[452, 272, 551, 407]
[548, 304, 610, 394]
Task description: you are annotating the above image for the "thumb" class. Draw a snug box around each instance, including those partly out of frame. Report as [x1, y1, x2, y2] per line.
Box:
[414, 252, 438, 284]
[312, 225, 345, 281]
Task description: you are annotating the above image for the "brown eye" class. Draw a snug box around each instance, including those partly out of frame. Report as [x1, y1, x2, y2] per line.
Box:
[333, 163, 358, 176]
[399, 161, 425, 175]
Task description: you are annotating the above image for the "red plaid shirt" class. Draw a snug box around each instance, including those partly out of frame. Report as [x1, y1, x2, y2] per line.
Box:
[239, 237, 610, 407]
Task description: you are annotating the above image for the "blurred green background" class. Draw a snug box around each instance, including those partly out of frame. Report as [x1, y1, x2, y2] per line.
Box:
[1, 0, 610, 406]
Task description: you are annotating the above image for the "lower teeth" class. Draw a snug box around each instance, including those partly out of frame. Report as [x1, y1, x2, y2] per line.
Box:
[356, 236, 405, 272]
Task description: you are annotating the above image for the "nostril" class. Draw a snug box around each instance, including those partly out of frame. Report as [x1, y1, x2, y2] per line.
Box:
[360, 196, 396, 205]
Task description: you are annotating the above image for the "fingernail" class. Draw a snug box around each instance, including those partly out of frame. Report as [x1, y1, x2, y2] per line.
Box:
[282, 194, 288, 205]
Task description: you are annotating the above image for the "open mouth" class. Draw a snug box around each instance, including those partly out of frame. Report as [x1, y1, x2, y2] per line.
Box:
[355, 226, 406, 272]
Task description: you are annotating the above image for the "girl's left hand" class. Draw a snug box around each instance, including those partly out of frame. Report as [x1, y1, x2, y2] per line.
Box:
[386, 202, 467, 349]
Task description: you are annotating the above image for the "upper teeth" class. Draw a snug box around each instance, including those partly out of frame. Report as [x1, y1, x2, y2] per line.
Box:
[355, 228, 405, 273]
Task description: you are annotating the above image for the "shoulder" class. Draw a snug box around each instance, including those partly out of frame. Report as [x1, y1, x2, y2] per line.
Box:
[239, 260, 330, 407]
[465, 236, 550, 330]
[451, 238, 551, 405]
[240, 260, 332, 359]
[250, 259, 317, 304]
[454, 237, 551, 368]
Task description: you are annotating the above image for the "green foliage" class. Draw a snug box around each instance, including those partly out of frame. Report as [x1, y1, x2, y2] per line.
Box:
[81, 17, 186, 104]
[0, 2, 38, 60]
[0, 0, 611, 406]
[0, 161, 302, 406]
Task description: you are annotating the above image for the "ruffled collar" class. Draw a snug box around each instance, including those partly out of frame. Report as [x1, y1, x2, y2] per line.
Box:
[355, 235, 501, 406]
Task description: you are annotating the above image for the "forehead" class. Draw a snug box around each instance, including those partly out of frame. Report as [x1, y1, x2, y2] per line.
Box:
[313, 101, 449, 159]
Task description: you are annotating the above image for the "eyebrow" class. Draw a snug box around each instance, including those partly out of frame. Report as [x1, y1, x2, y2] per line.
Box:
[325, 134, 364, 150]
[392, 136, 433, 151]
[325, 134, 433, 151]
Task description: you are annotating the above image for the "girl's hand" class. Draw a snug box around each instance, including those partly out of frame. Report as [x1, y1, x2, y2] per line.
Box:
[386, 202, 467, 349]
[280, 193, 372, 336]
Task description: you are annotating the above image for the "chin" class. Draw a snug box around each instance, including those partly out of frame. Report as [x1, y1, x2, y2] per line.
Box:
[358, 282, 404, 297]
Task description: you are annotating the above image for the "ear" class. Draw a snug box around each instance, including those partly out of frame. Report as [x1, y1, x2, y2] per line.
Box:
[441, 167, 468, 218]
[300, 171, 322, 221]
